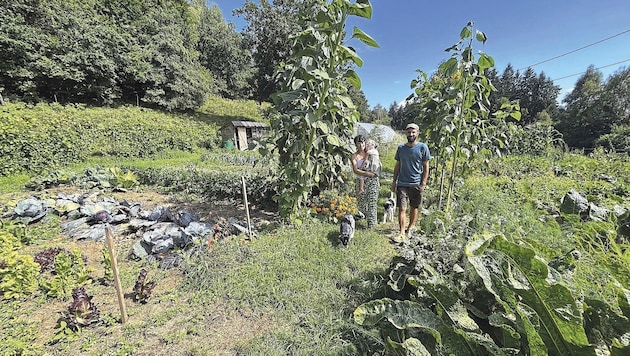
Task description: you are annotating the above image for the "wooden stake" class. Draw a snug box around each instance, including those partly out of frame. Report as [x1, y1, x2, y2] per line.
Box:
[105, 225, 128, 324]
[241, 176, 253, 238]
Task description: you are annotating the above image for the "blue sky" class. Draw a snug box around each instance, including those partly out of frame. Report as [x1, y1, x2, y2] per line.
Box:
[209, 0, 630, 108]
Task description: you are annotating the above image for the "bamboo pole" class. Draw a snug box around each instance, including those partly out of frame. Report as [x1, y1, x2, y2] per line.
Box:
[105, 225, 128, 324]
[241, 176, 253, 238]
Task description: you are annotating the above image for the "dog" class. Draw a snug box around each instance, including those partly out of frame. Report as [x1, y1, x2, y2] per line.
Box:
[339, 214, 355, 248]
[382, 193, 396, 224]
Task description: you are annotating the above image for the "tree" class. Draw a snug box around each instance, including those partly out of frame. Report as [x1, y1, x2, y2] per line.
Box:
[0, 0, 211, 110]
[196, 3, 256, 99]
[556, 65, 605, 149]
[235, 0, 316, 102]
[370, 104, 391, 125]
[347, 85, 374, 122]
[488, 64, 559, 126]
[600, 66, 630, 127]
[593, 66, 630, 152]
[388, 101, 406, 129]
[0, 0, 118, 103]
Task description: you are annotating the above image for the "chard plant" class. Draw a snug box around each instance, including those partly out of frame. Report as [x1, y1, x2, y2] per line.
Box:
[101, 247, 113, 285]
[408, 22, 520, 212]
[354, 231, 630, 354]
[260, 0, 378, 218]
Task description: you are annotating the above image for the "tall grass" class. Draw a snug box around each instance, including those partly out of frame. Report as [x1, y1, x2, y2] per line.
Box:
[181, 218, 395, 355]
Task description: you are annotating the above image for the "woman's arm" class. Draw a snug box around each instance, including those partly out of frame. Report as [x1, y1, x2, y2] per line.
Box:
[352, 154, 374, 177]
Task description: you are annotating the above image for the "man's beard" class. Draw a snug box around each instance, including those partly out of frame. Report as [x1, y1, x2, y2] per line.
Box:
[406, 135, 416, 143]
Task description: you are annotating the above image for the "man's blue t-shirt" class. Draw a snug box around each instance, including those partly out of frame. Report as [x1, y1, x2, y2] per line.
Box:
[394, 143, 431, 187]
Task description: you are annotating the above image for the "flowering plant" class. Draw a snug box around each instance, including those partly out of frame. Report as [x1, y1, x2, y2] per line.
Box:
[310, 189, 358, 222]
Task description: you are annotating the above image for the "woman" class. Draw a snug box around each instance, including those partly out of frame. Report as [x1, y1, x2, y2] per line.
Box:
[351, 135, 379, 229]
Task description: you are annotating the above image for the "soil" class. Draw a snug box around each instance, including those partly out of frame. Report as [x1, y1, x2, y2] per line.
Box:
[1, 186, 282, 354]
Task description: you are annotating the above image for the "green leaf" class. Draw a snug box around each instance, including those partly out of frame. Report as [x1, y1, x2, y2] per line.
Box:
[510, 111, 522, 120]
[440, 58, 459, 76]
[347, 0, 373, 19]
[344, 70, 361, 89]
[351, 26, 379, 48]
[386, 337, 431, 355]
[339, 45, 363, 66]
[488, 236, 594, 354]
[312, 120, 330, 134]
[475, 30, 487, 44]
[292, 79, 306, 90]
[326, 135, 341, 146]
[460, 26, 472, 39]
[311, 69, 331, 80]
[477, 53, 494, 70]
[277, 91, 302, 102]
[354, 298, 442, 338]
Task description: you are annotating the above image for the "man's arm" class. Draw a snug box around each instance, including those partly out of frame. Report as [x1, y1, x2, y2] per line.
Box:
[421, 160, 429, 189]
[391, 161, 400, 192]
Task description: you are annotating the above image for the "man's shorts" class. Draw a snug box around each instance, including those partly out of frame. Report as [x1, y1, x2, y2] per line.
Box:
[397, 185, 423, 209]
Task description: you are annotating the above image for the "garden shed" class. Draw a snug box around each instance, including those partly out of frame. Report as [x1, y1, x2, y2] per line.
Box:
[221, 120, 268, 150]
[354, 122, 397, 143]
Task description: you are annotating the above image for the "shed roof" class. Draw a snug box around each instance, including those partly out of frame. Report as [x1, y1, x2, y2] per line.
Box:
[230, 120, 268, 128]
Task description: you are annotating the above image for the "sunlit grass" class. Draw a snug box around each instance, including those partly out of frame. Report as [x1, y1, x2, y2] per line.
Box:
[0, 174, 30, 195]
[180, 217, 394, 354]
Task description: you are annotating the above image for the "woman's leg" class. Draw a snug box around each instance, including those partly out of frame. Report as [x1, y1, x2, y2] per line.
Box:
[357, 178, 368, 219]
[364, 177, 379, 228]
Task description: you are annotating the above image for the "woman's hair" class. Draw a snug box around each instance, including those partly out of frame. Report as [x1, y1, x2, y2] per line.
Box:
[354, 135, 366, 144]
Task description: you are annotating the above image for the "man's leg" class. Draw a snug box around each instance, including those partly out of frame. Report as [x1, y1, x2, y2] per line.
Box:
[406, 186, 423, 235]
[407, 207, 418, 233]
[398, 205, 407, 235]
[396, 187, 408, 235]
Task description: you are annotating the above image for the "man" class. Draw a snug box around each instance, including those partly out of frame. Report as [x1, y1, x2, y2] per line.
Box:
[391, 123, 431, 239]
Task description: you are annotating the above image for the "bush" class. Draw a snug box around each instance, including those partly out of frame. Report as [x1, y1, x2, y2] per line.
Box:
[0, 102, 218, 175]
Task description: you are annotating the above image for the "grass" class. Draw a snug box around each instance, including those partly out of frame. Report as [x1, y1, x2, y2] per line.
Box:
[0, 150, 399, 354]
[180, 220, 396, 354]
[0, 173, 30, 195]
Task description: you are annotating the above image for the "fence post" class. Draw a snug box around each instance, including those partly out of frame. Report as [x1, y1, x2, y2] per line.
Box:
[241, 176, 253, 238]
[105, 225, 128, 324]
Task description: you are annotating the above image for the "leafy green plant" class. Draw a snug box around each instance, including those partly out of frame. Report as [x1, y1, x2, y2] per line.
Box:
[0, 250, 40, 299]
[354, 232, 608, 354]
[408, 22, 520, 212]
[49, 320, 80, 345]
[101, 247, 113, 285]
[36, 248, 93, 298]
[261, 0, 378, 218]
[108, 166, 139, 189]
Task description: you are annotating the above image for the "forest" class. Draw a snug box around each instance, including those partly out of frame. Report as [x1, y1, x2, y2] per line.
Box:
[2, 0, 629, 153]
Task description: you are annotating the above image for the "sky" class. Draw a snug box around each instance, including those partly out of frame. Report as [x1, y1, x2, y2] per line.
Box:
[209, 0, 630, 108]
